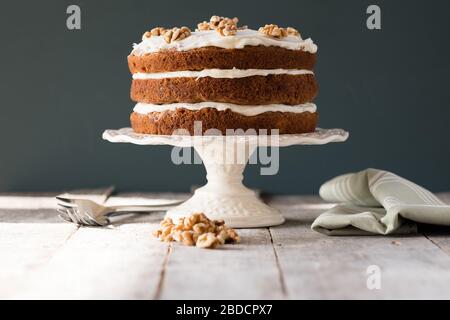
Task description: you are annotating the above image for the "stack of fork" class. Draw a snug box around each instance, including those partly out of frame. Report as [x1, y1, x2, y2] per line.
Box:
[56, 195, 183, 227]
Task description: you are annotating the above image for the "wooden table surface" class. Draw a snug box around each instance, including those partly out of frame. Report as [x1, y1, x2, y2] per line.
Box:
[1, 189, 450, 300]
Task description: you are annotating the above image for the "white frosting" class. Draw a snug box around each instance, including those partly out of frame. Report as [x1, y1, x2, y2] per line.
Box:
[132, 68, 313, 79]
[131, 29, 317, 55]
[134, 102, 316, 117]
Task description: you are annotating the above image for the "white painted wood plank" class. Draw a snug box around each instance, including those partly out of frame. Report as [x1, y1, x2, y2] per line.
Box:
[13, 214, 168, 299]
[0, 222, 77, 298]
[268, 195, 450, 299]
[160, 228, 285, 300]
[421, 193, 450, 258]
[0, 188, 113, 299]
[424, 235, 450, 258]
[10, 192, 180, 299]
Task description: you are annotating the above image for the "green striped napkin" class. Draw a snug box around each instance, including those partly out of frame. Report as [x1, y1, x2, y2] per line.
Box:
[312, 169, 450, 235]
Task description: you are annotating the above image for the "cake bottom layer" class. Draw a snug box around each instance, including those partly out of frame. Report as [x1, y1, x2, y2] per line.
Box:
[130, 108, 318, 135]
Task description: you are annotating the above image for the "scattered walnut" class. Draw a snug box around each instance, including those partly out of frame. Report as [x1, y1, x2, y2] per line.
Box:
[152, 229, 162, 238]
[160, 225, 173, 241]
[152, 213, 239, 249]
[197, 213, 210, 224]
[196, 232, 220, 249]
[286, 27, 301, 37]
[258, 24, 288, 38]
[193, 222, 208, 234]
[216, 229, 229, 245]
[192, 232, 200, 243]
[226, 228, 241, 243]
[215, 225, 225, 233]
[160, 217, 173, 227]
[173, 223, 184, 233]
[186, 213, 200, 227]
[214, 219, 225, 226]
[171, 230, 182, 242]
[164, 26, 191, 43]
[180, 231, 195, 246]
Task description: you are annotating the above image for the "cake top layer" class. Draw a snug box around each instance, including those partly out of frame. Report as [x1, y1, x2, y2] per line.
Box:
[131, 16, 317, 56]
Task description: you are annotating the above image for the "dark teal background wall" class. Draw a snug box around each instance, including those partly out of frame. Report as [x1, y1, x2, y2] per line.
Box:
[1, 0, 449, 193]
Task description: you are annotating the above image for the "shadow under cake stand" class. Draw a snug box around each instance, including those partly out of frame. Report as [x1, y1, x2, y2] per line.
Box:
[103, 128, 348, 228]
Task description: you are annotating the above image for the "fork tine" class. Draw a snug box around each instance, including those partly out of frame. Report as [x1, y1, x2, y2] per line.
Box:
[67, 206, 100, 226]
[95, 216, 110, 226]
[83, 211, 108, 227]
[57, 209, 74, 222]
[72, 209, 94, 226]
[79, 212, 96, 226]
[57, 205, 103, 227]
[58, 214, 72, 223]
[57, 203, 77, 209]
[56, 196, 76, 204]
[57, 208, 68, 215]
[58, 208, 84, 226]
[90, 218, 104, 227]
[65, 208, 81, 225]
[57, 209, 73, 223]
[57, 207, 82, 225]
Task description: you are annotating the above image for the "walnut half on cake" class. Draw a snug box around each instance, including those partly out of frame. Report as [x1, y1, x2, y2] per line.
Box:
[127, 16, 319, 135]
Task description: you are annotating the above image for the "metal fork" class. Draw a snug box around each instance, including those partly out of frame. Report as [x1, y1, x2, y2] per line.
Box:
[56, 196, 183, 226]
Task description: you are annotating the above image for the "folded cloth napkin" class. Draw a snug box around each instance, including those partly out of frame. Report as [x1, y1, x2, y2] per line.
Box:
[311, 168, 450, 235]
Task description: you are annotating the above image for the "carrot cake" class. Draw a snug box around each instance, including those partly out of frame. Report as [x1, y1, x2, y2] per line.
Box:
[128, 16, 318, 135]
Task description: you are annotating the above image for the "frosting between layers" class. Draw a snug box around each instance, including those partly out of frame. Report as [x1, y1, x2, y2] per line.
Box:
[132, 29, 317, 55]
[132, 68, 314, 79]
[134, 102, 317, 117]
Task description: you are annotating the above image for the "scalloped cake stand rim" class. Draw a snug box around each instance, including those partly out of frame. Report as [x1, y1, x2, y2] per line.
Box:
[102, 127, 349, 147]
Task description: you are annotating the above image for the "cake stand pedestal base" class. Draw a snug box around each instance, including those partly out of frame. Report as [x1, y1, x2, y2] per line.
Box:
[166, 143, 284, 228]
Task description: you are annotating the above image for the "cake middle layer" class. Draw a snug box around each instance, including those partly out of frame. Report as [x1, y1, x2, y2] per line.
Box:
[131, 74, 317, 105]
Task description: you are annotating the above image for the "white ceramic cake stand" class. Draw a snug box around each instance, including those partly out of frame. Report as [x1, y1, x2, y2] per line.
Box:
[102, 128, 348, 228]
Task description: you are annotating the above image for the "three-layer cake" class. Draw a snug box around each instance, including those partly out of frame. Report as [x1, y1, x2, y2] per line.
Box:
[128, 16, 318, 135]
